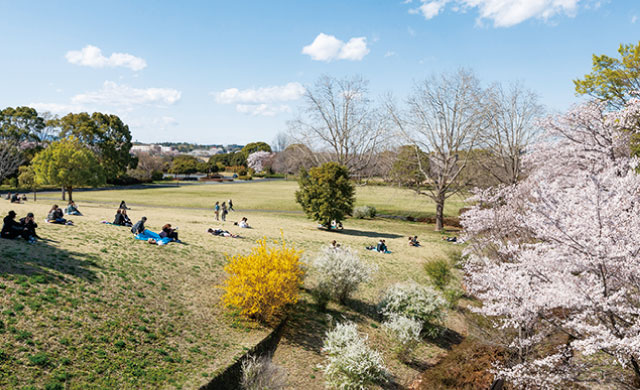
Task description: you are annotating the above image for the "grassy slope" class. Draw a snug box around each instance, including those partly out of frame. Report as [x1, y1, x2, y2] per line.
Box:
[0, 183, 466, 389]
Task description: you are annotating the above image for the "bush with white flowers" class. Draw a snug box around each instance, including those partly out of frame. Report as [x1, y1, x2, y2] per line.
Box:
[382, 314, 422, 346]
[322, 322, 387, 389]
[378, 282, 446, 338]
[240, 354, 287, 390]
[313, 246, 377, 306]
[353, 205, 376, 219]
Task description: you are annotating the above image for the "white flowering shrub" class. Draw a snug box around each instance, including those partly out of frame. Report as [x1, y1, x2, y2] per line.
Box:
[247, 151, 274, 173]
[353, 205, 376, 219]
[240, 354, 287, 390]
[378, 282, 446, 338]
[322, 322, 387, 389]
[313, 246, 377, 305]
[382, 314, 422, 345]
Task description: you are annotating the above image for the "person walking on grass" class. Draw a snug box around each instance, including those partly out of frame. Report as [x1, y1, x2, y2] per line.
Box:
[214, 201, 220, 221]
[228, 199, 234, 211]
[221, 201, 228, 221]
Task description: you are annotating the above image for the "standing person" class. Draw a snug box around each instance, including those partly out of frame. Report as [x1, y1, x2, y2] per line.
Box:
[228, 199, 234, 211]
[214, 201, 220, 221]
[221, 202, 228, 221]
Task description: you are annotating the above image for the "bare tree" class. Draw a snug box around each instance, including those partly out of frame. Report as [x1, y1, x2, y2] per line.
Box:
[288, 75, 389, 176]
[388, 69, 486, 231]
[271, 132, 290, 153]
[0, 140, 23, 183]
[480, 82, 544, 184]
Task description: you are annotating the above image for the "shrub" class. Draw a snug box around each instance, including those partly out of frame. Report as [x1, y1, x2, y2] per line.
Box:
[353, 205, 377, 219]
[378, 282, 447, 338]
[240, 355, 287, 390]
[151, 170, 165, 181]
[424, 259, 452, 290]
[322, 322, 387, 389]
[382, 314, 423, 358]
[313, 246, 377, 306]
[221, 237, 305, 322]
[238, 175, 252, 181]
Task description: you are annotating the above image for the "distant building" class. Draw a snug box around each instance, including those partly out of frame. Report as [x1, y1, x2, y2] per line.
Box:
[131, 144, 178, 155]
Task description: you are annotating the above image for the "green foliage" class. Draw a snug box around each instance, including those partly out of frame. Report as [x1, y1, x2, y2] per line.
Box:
[295, 162, 355, 228]
[0, 106, 45, 142]
[31, 136, 105, 200]
[353, 205, 376, 219]
[169, 155, 201, 175]
[54, 112, 133, 182]
[18, 165, 36, 190]
[424, 259, 453, 290]
[241, 142, 271, 158]
[574, 40, 640, 108]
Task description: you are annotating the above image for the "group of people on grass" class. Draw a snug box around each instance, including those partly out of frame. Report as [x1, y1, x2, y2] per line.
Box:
[213, 199, 234, 221]
[131, 216, 181, 245]
[5, 192, 27, 203]
[1, 211, 38, 243]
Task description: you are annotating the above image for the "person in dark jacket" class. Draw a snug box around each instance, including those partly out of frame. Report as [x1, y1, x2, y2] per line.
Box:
[113, 209, 125, 226]
[19, 213, 39, 241]
[1, 211, 30, 240]
[47, 205, 71, 225]
[10, 193, 20, 203]
[121, 209, 132, 226]
[159, 224, 179, 241]
[119, 200, 129, 210]
[131, 217, 147, 234]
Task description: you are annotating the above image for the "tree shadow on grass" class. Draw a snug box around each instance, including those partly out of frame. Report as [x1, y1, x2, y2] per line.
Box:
[343, 296, 381, 322]
[331, 229, 404, 239]
[426, 325, 464, 350]
[0, 238, 99, 282]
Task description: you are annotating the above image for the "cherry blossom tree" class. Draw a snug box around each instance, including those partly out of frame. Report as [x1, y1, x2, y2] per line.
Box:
[462, 98, 640, 388]
[247, 151, 274, 173]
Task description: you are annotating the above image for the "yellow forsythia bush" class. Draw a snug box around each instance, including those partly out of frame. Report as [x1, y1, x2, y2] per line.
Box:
[222, 237, 305, 322]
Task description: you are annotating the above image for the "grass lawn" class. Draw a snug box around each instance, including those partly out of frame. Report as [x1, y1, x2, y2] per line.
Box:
[0, 183, 467, 389]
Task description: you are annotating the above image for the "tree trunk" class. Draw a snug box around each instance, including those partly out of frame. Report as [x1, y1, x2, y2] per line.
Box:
[67, 186, 73, 202]
[33, 189, 36, 202]
[630, 356, 640, 388]
[435, 193, 445, 231]
[61, 186, 65, 201]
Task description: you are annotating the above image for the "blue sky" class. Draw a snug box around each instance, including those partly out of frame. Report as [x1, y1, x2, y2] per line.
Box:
[0, 0, 638, 144]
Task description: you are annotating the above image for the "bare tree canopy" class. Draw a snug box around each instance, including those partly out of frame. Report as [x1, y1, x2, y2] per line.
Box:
[480, 81, 544, 184]
[288, 75, 389, 176]
[271, 132, 290, 153]
[388, 69, 486, 230]
[0, 140, 24, 183]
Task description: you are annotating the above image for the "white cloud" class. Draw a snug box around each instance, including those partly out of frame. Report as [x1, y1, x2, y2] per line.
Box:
[66, 45, 147, 71]
[632, 15, 638, 23]
[236, 104, 292, 117]
[302, 33, 370, 61]
[407, 0, 584, 27]
[72, 81, 181, 107]
[214, 82, 305, 104]
[384, 51, 397, 58]
[29, 102, 84, 115]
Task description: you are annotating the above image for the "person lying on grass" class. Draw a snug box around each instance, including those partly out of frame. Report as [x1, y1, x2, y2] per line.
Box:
[442, 236, 458, 243]
[233, 217, 250, 228]
[207, 228, 239, 238]
[1, 211, 37, 243]
[131, 217, 178, 245]
[47, 205, 73, 225]
[65, 201, 82, 216]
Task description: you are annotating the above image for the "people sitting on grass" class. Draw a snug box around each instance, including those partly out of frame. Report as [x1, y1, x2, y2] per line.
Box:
[409, 236, 420, 247]
[367, 239, 390, 253]
[121, 209, 132, 226]
[131, 217, 176, 245]
[442, 236, 458, 243]
[47, 205, 73, 225]
[160, 224, 180, 242]
[330, 240, 341, 249]
[1, 211, 37, 242]
[112, 209, 126, 226]
[19, 213, 39, 241]
[207, 228, 239, 238]
[234, 217, 250, 228]
[65, 201, 82, 216]
[119, 200, 129, 210]
[21, 194, 27, 202]
[10, 193, 20, 203]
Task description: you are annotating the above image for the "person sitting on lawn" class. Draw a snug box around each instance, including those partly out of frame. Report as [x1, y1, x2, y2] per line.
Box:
[119, 200, 129, 210]
[442, 236, 458, 243]
[131, 216, 147, 235]
[19, 212, 39, 241]
[47, 205, 72, 225]
[21, 194, 27, 201]
[65, 201, 82, 216]
[409, 236, 420, 247]
[234, 217, 250, 228]
[330, 240, 341, 249]
[121, 209, 132, 227]
[376, 239, 389, 253]
[207, 228, 239, 238]
[113, 209, 126, 226]
[1, 211, 30, 240]
[159, 224, 180, 242]
[10, 193, 20, 203]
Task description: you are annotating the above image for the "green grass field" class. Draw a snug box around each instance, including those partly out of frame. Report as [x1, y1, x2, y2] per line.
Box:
[0, 182, 466, 389]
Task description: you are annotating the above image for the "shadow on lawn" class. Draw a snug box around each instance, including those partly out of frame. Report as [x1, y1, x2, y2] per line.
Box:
[0, 238, 99, 282]
[333, 228, 403, 239]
